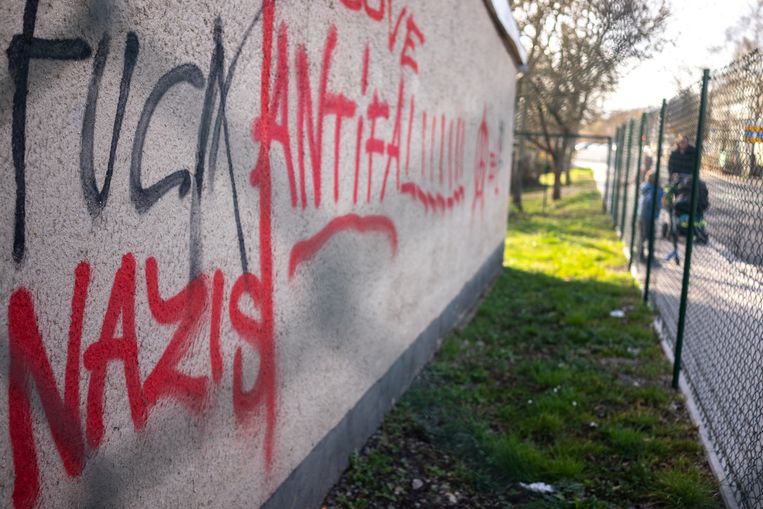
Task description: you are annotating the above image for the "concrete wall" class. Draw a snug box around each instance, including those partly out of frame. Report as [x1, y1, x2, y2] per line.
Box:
[0, 0, 519, 507]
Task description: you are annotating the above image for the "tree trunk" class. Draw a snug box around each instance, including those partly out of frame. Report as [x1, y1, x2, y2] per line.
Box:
[511, 152, 524, 211]
[564, 165, 571, 186]
[552, 138, 570, 200]
[564, 145, 573, 185]
[553, 156, 563, 200]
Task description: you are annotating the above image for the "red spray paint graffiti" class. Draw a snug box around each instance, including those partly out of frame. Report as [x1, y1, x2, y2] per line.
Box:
[6, 256, 279, 508]
[248, 0, 277, 470]
[246, 16, 505, 218]
[3, 0, 512, 507]
[288, 214, 398, 279]
[7, 263, 89, 509]
[339, 0, 425, 72]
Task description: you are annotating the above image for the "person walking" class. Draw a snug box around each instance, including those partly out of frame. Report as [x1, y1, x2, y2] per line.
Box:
[637, 169, 663, 262]
[668, 135, 696, 178]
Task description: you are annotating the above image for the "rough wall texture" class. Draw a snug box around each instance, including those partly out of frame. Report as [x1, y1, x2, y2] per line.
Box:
[0, 0, 518, 507]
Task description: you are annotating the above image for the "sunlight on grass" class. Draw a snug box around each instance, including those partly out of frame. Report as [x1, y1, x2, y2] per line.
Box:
[505, 168, 631, 285]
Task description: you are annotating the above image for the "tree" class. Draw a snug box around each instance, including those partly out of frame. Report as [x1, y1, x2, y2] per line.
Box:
[582, 107, 644, 136]
[720, 0, 763, 56]
[513, 0, 668, 200]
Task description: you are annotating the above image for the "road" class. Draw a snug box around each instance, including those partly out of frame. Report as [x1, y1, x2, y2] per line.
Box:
[698, 171, 763, 268]
[573, 146, 609, 196]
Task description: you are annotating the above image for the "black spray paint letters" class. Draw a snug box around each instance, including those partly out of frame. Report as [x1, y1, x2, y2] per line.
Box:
[7, 0, 260, 274]
[81, 32, 138, 217]
[7, 0, 91, 263]
[129, 62, 200, 213]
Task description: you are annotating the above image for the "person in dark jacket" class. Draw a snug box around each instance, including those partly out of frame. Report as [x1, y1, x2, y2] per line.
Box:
[668, 135, 696, 177]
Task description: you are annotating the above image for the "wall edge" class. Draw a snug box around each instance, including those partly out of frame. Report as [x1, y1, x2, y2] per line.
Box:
[481, 0, 527, 68]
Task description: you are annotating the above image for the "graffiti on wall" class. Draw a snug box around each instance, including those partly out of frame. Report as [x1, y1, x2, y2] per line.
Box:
[3, 0, 509, 507]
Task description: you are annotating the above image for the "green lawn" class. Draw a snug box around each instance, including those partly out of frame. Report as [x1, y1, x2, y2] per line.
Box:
[324, 169, 719, 508]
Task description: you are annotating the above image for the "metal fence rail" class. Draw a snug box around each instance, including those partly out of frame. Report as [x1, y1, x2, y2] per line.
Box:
[602, 50, 763, 509]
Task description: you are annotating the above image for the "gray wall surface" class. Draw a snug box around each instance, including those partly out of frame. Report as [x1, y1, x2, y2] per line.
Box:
[0, 0, 518, 506]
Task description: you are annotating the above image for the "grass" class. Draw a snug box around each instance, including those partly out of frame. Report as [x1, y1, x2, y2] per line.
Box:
[323, 169, 720, 508]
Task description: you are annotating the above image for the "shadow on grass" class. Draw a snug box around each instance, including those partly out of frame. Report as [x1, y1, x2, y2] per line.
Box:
[390, 266, 718, 508]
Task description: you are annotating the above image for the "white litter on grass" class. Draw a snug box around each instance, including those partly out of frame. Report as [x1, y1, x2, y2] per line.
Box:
[519, 482, 554, 494]
[609, 309, 625, 318]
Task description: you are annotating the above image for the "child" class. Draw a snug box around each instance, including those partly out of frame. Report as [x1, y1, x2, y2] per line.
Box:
[637, 170, 663, 262]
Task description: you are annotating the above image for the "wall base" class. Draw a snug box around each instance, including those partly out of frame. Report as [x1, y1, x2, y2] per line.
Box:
[263, 241, 505, 509]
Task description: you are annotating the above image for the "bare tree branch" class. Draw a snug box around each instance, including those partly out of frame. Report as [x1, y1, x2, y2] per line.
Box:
[513, 0, 668, 199]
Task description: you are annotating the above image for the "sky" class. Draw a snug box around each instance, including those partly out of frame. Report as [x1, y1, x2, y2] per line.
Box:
[603, 0, 753, 112]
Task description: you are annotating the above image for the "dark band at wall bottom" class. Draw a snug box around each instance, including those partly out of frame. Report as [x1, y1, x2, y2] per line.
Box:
[263, 241, 505, 509]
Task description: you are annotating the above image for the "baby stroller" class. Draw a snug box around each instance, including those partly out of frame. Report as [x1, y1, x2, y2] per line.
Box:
[660, 174, 709, 264]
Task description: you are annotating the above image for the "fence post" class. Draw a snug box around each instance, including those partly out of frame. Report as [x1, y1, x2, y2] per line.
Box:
[644, 100, 667, 304]
[603, 136, 613, 212]
[612, 126, 623, 224]
[628, 113, 647, 270]
[620, 120, 635, 238]
[618, 124, 627, 222]
[609, 129, 616, 216]
[672, 69, 710, 389]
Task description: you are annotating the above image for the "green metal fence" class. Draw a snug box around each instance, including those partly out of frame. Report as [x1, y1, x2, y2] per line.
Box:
[602, 50, 763, 509]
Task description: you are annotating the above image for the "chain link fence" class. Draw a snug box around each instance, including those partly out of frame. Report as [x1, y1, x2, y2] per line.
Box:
[603, 50, 763, 509]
